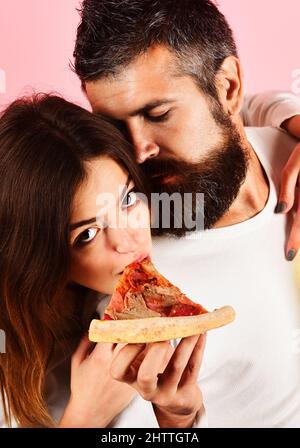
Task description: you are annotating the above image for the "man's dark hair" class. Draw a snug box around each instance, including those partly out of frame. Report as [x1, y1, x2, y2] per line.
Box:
[73, 0, 238, 99]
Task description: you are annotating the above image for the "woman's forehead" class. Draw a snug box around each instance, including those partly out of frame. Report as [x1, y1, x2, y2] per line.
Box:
[71, 157, 130, 220]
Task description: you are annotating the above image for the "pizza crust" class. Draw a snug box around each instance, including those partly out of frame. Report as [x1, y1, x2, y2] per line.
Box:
[88, 306, 235, 343]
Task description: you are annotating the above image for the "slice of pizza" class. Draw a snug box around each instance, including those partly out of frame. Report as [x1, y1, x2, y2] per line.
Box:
[89, 256, 235, 343]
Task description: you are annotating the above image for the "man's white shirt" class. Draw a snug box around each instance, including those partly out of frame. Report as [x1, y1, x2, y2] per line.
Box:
[152, 127, 300, 427]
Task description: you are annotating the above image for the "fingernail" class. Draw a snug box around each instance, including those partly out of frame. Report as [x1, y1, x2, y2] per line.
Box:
[287, 249, 297, 261]
[275, 202, 287, 214]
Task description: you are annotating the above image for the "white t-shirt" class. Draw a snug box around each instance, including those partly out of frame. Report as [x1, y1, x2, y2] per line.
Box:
[152, 127, 300, 428]
[1, 92, 300, 428]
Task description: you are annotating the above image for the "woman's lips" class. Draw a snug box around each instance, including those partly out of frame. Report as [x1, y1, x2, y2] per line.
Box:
[116, 253, 149, 275]
[133, 253, 149, 263]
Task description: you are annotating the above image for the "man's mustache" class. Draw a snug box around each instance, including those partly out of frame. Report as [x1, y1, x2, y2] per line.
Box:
[142, 157, 196, 180]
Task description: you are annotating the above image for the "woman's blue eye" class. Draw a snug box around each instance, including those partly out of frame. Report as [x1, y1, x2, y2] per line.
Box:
[122, 189, 138, 208]
[76, 227, 98, 246]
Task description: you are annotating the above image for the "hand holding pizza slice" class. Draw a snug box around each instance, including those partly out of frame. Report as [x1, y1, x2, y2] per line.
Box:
[89, 257, 235, 343]
[110, 333, 207, 428]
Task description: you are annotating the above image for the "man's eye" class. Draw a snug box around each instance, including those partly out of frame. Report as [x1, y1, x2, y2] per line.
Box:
[122, 189, 138, 208]
[146, 111, 170, 123]
[75, 227, 98, 246]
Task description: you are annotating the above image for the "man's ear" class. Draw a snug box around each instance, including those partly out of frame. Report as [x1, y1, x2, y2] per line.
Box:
[215, 56, 244, 117]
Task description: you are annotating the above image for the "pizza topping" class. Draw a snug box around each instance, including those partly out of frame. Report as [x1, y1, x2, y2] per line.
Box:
[143, 285, 207, 316]
[128, 268, 157, 289]
[105, 285, 205, 320]
[105, 292, 160, 320]
[168, 303, 206, 317]
[142, 285, 180, 315]
[103, 256, 208, 321]
[105, 290, 124, 313]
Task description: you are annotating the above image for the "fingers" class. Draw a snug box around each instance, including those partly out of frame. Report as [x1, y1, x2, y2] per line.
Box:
[158, 334, 205, 394]
[158, 341, 175, 374]
[71, 334, 126, 370]
[274, 144, 300, 260]
[136, 342, 174, 396]
[93, 341, 114, 355]
[110, 336, 205, 403]
[276, 145, 300, 215]
[110, 341, 174, 399]
[71, 334, 95, 368]
[112, 343, 128, 358]
[110, 343, 146, 383]
[179, 333, 206, 386]
[286, 194, 300, 260]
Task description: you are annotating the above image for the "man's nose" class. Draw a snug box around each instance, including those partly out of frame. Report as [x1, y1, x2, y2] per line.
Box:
[127, 122, 160, 164]
[107, 227, 139, 254]
[135, 141, 160, 164]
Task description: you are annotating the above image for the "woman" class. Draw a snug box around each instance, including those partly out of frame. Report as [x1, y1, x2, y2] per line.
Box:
[0, 94, 205, 428]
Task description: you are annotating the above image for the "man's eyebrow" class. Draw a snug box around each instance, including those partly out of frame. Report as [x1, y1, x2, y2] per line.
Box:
[93, 99, 176, 118]
[128, 100, 176, 117]
[69, 174, 132, 231]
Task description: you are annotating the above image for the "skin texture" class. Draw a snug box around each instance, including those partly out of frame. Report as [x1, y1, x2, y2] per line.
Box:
[59, 337, 137, 428]
[86, 47, 225, 165]
[60, 334, 206, 428]
[64, 155, 206, 427]
[110, 334, 207, 428]
[283, 116, 300, 140]
[85, 46, 270, 233]
[69, 156, 152, 295]
[86, 46, 300, 257]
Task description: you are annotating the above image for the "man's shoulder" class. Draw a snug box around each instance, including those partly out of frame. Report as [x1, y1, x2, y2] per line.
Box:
[245, 126, 298, 173]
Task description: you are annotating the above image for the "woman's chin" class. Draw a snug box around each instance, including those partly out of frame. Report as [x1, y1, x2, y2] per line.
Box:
[105, 276, 121, 294]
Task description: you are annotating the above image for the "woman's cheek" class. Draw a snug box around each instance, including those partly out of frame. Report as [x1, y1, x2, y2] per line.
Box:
[129, 203, 152, 252]
[138, 204, 152, 245]
[70, 245, 111, 291]
[83, 246, 112, 291]
[128, 201, 150, 232]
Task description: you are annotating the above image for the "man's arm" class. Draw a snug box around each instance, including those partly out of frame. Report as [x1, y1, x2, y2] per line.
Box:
[282, 116, 300, 139]
[242, 91, 300, 137]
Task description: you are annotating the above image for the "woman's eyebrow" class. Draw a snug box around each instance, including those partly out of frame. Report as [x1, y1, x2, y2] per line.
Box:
[70, 174, 132, 231]
[70, 217, 97, 231]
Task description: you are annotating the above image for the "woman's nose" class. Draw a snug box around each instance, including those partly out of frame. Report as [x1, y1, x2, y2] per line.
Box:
[107, 227, 139, 254]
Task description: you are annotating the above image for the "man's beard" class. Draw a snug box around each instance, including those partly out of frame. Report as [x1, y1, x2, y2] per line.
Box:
[141, 112, 249, 237]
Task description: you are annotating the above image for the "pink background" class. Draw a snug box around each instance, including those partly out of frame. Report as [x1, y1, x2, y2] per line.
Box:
[0, 0, 299, 111]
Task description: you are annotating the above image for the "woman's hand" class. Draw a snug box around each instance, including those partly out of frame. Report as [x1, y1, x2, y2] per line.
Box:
[110, 333, 206, 428]
[275, 138, 300, 261]
[59, 335, 138, 428]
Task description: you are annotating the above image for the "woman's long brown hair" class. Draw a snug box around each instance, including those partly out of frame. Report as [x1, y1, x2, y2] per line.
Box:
[0, 93, 148, 427]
